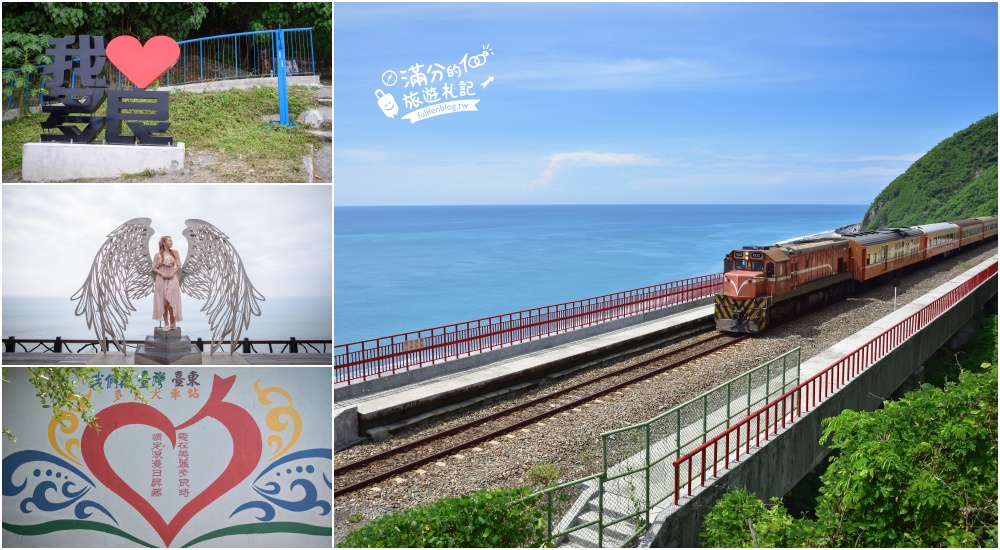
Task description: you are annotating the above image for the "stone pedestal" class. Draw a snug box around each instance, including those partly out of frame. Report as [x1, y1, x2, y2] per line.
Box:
[22, 142, 185, 182]
[135, 327, 202, 365]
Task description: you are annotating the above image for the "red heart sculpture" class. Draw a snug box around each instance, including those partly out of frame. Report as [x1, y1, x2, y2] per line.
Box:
[107, 35, 180, 89]
[81, 375, 262, 547]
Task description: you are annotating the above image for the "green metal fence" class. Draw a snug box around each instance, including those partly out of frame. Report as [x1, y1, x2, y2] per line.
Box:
[532, 347, 801, 547]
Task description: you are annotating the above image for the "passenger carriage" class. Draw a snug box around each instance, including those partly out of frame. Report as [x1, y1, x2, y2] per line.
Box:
[914, 222, 961, 260]
[841, 228, 923, 283]
[953, 218, 986, 249]
[976, 215, 998, 239]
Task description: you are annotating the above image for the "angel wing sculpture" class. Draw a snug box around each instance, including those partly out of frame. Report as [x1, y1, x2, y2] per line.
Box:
[72, 218, 264, 355]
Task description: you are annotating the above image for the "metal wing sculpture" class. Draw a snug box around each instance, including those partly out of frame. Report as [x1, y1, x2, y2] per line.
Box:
[71, 218, 155, 353]
[72, 218, 264, 355]
[178, 219, 265, 355]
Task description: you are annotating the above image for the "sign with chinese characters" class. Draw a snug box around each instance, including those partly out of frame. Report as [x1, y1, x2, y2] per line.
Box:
[2, 368, 332, 548]
[376, 45, 494, 124]
[41, 34, 178, 145]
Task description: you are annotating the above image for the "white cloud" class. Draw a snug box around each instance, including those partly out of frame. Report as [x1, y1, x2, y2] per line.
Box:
[530, 151, 661, 187]
[851, 153, 924, 162]
[497, 52, 810, 92]
[2, 186, 332, 297]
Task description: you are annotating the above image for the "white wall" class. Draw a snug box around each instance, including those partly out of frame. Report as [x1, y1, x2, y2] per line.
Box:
[2, 367, 332, 548]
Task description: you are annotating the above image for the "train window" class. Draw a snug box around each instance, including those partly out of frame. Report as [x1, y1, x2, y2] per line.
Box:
[751, 260, 764, 271]
[736, 259, 747, 270]
[866, 254, 871, 265]
[766, 262, 774, 277]
[724, 260, 733, 272]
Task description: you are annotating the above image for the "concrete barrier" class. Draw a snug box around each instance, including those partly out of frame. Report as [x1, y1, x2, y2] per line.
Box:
[643, 257, 997, 547]
[22, 141, 185, 182]
[159, 74, 320, 93]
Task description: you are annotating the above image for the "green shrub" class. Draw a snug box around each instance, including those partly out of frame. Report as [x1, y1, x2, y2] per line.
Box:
[703, 358, 998, 547]
[337, 487, 549, 548]
[526, 462, 561, 488]
[702, 488, 806, 547]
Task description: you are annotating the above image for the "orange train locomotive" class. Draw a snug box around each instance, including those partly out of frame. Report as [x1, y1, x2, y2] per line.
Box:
[715, 216, 998, 333]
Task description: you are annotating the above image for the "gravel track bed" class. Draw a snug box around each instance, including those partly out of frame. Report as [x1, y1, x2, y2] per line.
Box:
[334, 245, 997, 543]
[333, 333, 739, 490]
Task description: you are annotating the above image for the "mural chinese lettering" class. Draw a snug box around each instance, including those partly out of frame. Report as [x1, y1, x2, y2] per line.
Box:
[2, 368, 331, 548]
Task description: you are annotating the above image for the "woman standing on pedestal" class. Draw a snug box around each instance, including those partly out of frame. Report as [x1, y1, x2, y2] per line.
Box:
[152, 235, 183, 329]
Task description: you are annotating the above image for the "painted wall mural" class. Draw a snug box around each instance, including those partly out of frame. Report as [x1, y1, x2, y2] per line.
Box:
[2, 367, 332, 547]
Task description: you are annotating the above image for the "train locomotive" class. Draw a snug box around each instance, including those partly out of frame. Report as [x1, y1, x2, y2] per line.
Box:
[715, 216, 998, 333]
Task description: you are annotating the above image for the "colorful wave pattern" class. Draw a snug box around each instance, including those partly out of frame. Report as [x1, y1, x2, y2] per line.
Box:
[2, 448, 332, 547]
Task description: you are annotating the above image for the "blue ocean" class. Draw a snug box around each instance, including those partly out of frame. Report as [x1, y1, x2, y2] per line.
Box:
[2, 296, 332, 345]
[334, 205, 867, 344]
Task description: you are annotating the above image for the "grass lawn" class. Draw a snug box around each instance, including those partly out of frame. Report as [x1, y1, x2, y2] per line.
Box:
[2, 85, 322, 182]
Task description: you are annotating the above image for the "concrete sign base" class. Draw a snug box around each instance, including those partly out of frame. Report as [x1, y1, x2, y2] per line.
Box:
[22, 141, 185, 182]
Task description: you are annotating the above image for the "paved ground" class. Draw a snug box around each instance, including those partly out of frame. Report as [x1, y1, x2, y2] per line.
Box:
[2, 352, 332, 365]
[309, 85, 332, 183]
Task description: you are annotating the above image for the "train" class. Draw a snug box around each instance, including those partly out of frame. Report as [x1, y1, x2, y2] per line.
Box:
[715, 215, 998, 333]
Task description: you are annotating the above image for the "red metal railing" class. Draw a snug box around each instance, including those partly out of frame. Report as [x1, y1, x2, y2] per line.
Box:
[335, 274, 724, 385]
[673, 261, 998, 504]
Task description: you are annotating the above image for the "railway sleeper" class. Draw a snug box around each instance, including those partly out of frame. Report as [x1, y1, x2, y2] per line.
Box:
[353, 321, 713, 444]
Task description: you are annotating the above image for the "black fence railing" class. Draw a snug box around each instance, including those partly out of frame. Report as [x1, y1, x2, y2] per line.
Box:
[3, 337, 331, 354]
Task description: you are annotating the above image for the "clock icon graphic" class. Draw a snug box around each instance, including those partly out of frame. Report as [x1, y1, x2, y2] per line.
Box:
[381, 70, 398, 87]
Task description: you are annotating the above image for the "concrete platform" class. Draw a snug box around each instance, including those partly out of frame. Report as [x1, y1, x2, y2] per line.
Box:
[22, 141, 185, 182]
[86, 350, 249, 365]
[1, 352, 329, 365]
[334, 301, 715, 449]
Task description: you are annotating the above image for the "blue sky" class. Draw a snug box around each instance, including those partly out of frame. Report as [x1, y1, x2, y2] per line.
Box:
[334, 2, 998, 205]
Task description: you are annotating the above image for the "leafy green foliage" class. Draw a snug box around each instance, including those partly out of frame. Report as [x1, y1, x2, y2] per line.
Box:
[526, 462, 561, 488]
[702, 488, 807, 548]
[702, 352, 998, 547]
[337, 487, 549, 548]
[2, 367, 147, 441]
[815, 361, 997, 547]
[0, 3, 209, 44]
[925, 314, 998, 388]
[0, 3, 330, 74]
[862, 113, 998, 230]
[2, 32, 53, 119]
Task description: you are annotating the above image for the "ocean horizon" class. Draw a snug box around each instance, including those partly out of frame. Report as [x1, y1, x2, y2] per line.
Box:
[2, 295, 332, 344]
[334, 204, 868, 344]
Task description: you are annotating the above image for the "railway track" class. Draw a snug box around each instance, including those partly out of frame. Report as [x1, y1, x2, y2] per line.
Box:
[334, 331, 747, 497]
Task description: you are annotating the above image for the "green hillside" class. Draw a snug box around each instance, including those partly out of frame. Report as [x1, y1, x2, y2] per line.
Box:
[862, 113, 998, 230]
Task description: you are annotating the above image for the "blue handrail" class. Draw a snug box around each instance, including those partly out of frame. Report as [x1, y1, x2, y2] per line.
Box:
[3, 27, 316, 112]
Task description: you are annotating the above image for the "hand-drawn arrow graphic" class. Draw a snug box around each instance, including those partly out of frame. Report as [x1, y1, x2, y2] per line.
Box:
[481, 76, 494, 88]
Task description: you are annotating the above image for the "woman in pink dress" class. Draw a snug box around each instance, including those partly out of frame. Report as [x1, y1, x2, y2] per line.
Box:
[152, 235, 183, 329]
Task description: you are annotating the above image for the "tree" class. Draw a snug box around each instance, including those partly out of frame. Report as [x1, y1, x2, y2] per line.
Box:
[2, 32, 53, 118]
[2, 367, 147, 441]
[0, 3, 210, 44]
[0, 3, 330, 65]
[702, 359, 998, 547]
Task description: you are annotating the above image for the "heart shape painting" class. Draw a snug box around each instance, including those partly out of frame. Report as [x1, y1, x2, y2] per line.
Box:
[81, 375, 262, 547]
[107, 35, 180, 89]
